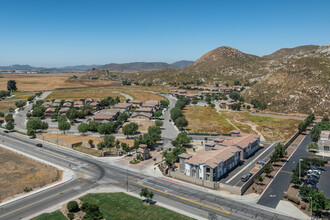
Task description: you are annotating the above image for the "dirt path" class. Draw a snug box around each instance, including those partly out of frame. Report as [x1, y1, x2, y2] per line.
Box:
[217, 109, 266, 141]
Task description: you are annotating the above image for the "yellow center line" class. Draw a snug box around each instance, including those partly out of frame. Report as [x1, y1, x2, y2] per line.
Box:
[133, 182, 231, 215]
[0, 183, 84, 219]
[76, 179, 98, 187]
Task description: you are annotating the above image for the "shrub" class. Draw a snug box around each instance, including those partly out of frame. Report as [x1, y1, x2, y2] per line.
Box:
[67, 201, 79, 213]
[287, 195, 300, 205]
[67, 212, 74, 220]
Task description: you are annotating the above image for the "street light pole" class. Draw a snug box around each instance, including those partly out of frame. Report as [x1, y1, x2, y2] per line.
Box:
[310, 197, 312, 220]
[299, 159, 303, 179]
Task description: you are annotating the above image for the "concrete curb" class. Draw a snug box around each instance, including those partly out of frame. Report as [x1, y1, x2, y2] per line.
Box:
[0, 144, 74, 208]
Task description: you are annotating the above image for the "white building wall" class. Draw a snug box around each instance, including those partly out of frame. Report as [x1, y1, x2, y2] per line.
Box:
[199, 164, 204, 179]
[185, 163, 191, 176]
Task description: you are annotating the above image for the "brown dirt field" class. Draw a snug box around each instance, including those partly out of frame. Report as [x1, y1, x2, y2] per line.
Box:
[0, 74, 119, 92]
[0, 147, 62, 202]
[0, 92, 35, 112]
[120, 120, 155, 134]
[38, 133, 135, 156]
[46, 86, 167, 103]
[184, 106, 235, 134]
[0, 100, 17, 112]
[220, 111, 301, 142]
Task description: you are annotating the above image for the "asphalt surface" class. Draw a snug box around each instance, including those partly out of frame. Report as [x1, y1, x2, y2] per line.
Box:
[220, 142, 278, 187]
[257, 131, 313, 208]
[317, 165, 330, 198]
[0, 131, 297, 220]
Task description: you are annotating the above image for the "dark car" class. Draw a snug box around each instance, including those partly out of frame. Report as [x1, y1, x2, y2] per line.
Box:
[306, 173, 320, 179]
[304, 180, 317, 185]
[305, 177, 318, 183]
[304, 183, 318, 190]
[241, 172, 252, 182]
[36, 143, 43, 147]
[4, 130, 9, 133]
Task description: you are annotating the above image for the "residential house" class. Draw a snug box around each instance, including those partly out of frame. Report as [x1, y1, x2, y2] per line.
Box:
[85, 99, 93, 105]
[130, 112, 153, 120]
[113, 103, 132, 112]
[219, 87, 233, 93]
[92, 114, 116, 123]
[179, 143, 241, 182]
[97, 109, 121, 120]
[129, 100, 142, 107]
[58, 107, 70, 115]
[134, 107, 153, 114]
[136, 144, 150, 160]
[73, 101, 83, 108]
[214, 130, 260, 159]
[142, 100, 159, 110]
[318, 130, 330, 153]
[232, 86, 243, 91]
[65, 99, 73, 104]
[63, 102, 72, 107]
[170, 90, 187, 96]
[44, 107, 56, 117]
[42, 101, 52, 108]
[90, 102, 99, 109]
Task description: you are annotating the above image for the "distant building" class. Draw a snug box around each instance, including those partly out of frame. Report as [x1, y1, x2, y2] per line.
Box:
[113, 103, 132, 112]
[73, 101, 83, 108]
[318, 130, 330, 153]
[136, 144, 150, 160]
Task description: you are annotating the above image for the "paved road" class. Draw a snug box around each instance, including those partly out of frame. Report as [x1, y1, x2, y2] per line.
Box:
[257, 131, 312, 208]
[0, 131, 297, 220]
[13, 91, 53, 132]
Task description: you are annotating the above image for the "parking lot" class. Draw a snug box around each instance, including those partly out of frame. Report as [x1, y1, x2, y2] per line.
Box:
[219, 141, 277, 187]
[312, 165, 330, 198]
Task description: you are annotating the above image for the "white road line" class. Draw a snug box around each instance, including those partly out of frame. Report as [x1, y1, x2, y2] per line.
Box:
[225, 142, 277, 184]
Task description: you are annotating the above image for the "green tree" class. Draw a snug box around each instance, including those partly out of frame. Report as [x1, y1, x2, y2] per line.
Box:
[15, 101, 26, 108]
[308, 142, 318, 152]
[58, 121, 70, 133]
[27, 129, 35, 137]
[170, 107, 182, 121]
[154, 110, 162, 118]
[88, 139, 94, 147]
[146, 191, 154, 200]
[263, 163, 274, 177]
[229, 91, 240, 101]
[88, 121, 100, 132]
[67, 201, 79, 213]
[7, 80, 17, 92]
[307, 189, 330, 212]
[5, 121, 14, 130]
[66, 108, 78, 121]
[155, 120, 163, 127]
[97, 135, 115, 152]
[0, 112, 4, 117]
[172, 132, 191, 148]
[290, 174, 302, 186]
[5, 114, 14, 123]
[175, 116, 188, 129]
[270, 151, 279, 165]
[78, 123, 89, 135]
[298, 122, 307, 133]
[122, 122, 138, 138]
[97, 122, 115, 135]
[140, 188, 149, 200]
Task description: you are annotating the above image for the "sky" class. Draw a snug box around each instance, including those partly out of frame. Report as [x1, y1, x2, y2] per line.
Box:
[0, 0, 329, 67]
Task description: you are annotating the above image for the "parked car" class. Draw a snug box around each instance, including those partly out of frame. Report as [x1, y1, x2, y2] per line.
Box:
[304, 183, 318, 190]
[307, 171, 320, 178]
[308, 168, 321, 175]
[304, 180, 317, 185]
[306, 173, 320, 179]
[3, 130, 9, 133]
[36, 143, 43, 147]
[241, 172, 252, 182]
[305, 177, 318, 183]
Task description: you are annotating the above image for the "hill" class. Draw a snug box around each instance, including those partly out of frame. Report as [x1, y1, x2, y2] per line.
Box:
[85, 44, 329, 115]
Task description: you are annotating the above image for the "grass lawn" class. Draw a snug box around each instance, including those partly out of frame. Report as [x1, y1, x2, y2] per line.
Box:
[220, 111, 301, 141]
[33, 211, 67, 220]
[79, 193, 192, 220]
[184, 106, 235, 134]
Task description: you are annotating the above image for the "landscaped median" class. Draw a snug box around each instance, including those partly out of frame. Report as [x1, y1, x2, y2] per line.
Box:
[33, 193, 192, 220]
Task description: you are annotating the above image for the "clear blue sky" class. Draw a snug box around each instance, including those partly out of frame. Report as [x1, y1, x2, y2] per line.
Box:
[0, 0, 329, 67]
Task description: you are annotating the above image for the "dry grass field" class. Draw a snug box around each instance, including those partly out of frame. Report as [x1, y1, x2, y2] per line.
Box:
[0, 100, 17, 112]
[38, 133, 135, 156]
[220, 111, 301, 141]
[47, 86, 167, 102]
[0, 147, 62, 202]
[120, 120, 155, 134]
[0, 92, 35, 112]
[0, 74, 119, 92]
[184, 106, 235, 134]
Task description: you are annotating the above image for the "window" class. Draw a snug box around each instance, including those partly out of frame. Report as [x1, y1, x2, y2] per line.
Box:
[325, 146, 330, 152]
[206, 167, 210, 173]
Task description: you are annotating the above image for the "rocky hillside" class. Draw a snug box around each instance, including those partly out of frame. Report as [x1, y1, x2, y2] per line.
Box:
[242, 45, 330, 116]
[84, 44, 329, 115]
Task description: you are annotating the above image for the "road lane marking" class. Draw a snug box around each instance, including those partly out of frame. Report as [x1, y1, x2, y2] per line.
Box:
[133, 182, 230, 215]
[0, 183, 84, 219]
